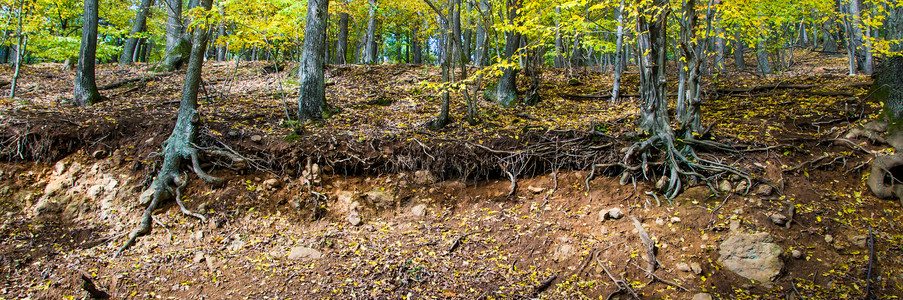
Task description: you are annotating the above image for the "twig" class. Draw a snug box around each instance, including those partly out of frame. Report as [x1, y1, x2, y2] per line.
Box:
[866, 226, 875, 299]
[632, 216, 657, 275]
[447, 232, 476, 254]
[530, 274, 557, 298]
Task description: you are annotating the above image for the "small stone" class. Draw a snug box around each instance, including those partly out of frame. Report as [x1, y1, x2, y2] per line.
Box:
[756, 184, 773, 196]
[655, 176, 669, 191]
[735, 180, 749, 194]
[730, 220, 741, 231]
[413, 170, 436, 185]
[250, 135, 263, 142]
[144, 137, 155, 145]
[825, 234, 834, 244]
[193, 251, 206, 263]
[849, 235, 868, 248]
[607, 207, 624, 219]
[675, 262, 691, 272]
[287, 246, 322, 260]
[411, 204, 427, 217]
[719, 180, 733, 193]
[597, 210, 608, 222]
[263, 178, 281, 189]
[791, 249, 803, 259]
[347, 213, 362, 226]
[87, 185, 104, 199]
[655, 219, 665, 226]
[191, 230, 204, 241]
[670, 217, 681, 223]
[718, 232, 783, 283]
[770, 213, 789, 226]
[54, 161, 67, 175]
[692, 293, 713, 300]
[205, 255, 217, 271]
[527, 185, 545, 194]
[690, 262, 702, 275]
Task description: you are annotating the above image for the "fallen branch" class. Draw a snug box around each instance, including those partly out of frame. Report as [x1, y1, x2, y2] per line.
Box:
[530, 274, 557, 298]
[80, 273, 110, 299]
[632, 216, 657, 275]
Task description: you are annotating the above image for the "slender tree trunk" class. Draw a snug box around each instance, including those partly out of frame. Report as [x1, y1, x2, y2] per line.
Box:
[451, 0, 463, 66]
[848, 0, 872, 74]
[474, 0, 489, 66]
[119, 0, 154, 65]
[8, 0, 26, 98]
[412, 25, 422, 64]
[216, 5, 227, 61]
[364, 0, 378, 64]
[73, 0, 102, 106]
[554, 7, 564, 68]
[297, 0, 329, 121]
[493, 0, 521, 107]
[679, 0, 703, 136]
[335, 12, 349, 64]
[610, 0, 625, 102]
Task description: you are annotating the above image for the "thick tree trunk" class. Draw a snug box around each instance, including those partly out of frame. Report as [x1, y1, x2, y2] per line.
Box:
[334, 12, 349, 64]
[412, 25, 422, 64]
[297, 0, 329, 122]
[474, 0, 489, 66]
[119, 0, 153, 65]
[161, 0, 188, 71]
[364, 0, 378, 64]
[636, 0, 670, 136]
[847, 0, 872, 74]
[610, 0, 625, 102]
[73, 0, 102, 106]
[874, 4, 903, 123]
[451, 0, 463, 65]
[216, 6, 227, 61]
[733, 33, 746, 70]
[492, 0, 521, 107]
[678, 0, 702, 136]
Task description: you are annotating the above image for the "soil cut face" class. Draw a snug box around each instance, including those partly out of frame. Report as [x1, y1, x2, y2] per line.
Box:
[1, 54, 902, 299]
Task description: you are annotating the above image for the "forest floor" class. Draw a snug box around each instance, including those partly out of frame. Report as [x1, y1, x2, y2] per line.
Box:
[1, 52, 902, 299]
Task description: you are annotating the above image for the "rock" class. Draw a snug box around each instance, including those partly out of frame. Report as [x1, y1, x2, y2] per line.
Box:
[287, 246, 322, 260]
[144, 137, 155, 145]
[366, 189, 395, 209]
[250, 135, 263, 142]
[411, 204, 427, 217]
[92, 150, 107, 159]
[692, 293, 713, 300]
[413, 170, 436, 185]
[191, 230, 204, 241]
[791, 249, 803, 259]
[849, 235, 868, 248]
[44, 179, 67, 197]
[730, 220, 741, 231]
[552, 243, 574, 261]
[597, 210, 608, 222]
[263, 178, 281, 189]
[825, 234, 834, 244]
[86, 185, 104, 199]
[655, 219, 665, 226]
[756, 184, 773, 196]
[690, 262, 702, 275]
[527, 185, 545, 194]
[670, 217, 681, 223]
[676, 262, 691, 272]
[53, 161, 67, 175]
[607, 207, 624, 219]
[193, 251, 206, 263]
[655, 176, 669, 191]
[718, 232, 783, 283]
[735, 180, 749, 194]
[718, 180, 733, 193]
[347, 212, 362, 226]
[205, 255, 217, 271]
[228, 239, 245, 252]
[770, 213, 789, 226]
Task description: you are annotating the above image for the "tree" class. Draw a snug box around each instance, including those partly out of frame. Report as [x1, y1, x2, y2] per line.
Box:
[335, 12, 349, 64]
[73, 0, 102, 107]
[491, 0, 521, 108]
[874, 4, 903, 125]
[118, 0, 154, 65]
[364, 0, 378, 64]
[116, 0, 217, 257]
[297, 0, 330, 122]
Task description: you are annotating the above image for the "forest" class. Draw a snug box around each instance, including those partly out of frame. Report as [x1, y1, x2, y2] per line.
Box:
[1, 0, 903, 298]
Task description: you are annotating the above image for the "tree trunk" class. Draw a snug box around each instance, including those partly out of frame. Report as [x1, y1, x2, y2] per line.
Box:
[636, 0, 670, 136]
[756, 39, 771, 75]
[73, 0, 102, 106]
[462, 1, 472, 65]
[610, 0, 625, 102]
[874, 4, 903, 123]
[474, 0, 489, 66]
[161, 0, 188, 71]
[451, 0, 463, 66]
[847, 0, 872, 75]
[492, 0, 521, 107]
[679, 0, 702, 136]
[334, 12, 349, 64]
[119, 0, 153, 65]
[216, 6, 227, 61]
[733, 33, 746, 70]
[297, 0, 329, 122]
[412, 25, 422, 64]
[8, 1, 26, 98]
[364, 0, 378, 64]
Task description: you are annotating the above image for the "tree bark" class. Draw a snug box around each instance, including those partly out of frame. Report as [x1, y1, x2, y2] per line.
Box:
[364, 0, 378, 64]
[733, 32, 746, 70]
[412, 25, 422, 64]
[216, 5, 227, 61]
[679, 0, 703, 136]
[756, 39, 771, 75]
[334, 12, 349, 64]
[119, 0, 154, 65]
[847, 0, 873, 75]
[8, 0, 25, 98]
[297, 0, 329, 122]
[636, 0, 670, 136]
[474, 0, 489, 66]
[73, 0, 102, 106]
[874, 4, 903, 123]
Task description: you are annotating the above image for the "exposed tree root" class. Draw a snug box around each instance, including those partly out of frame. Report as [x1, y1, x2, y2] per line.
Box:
[624, 133, 750, 199]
